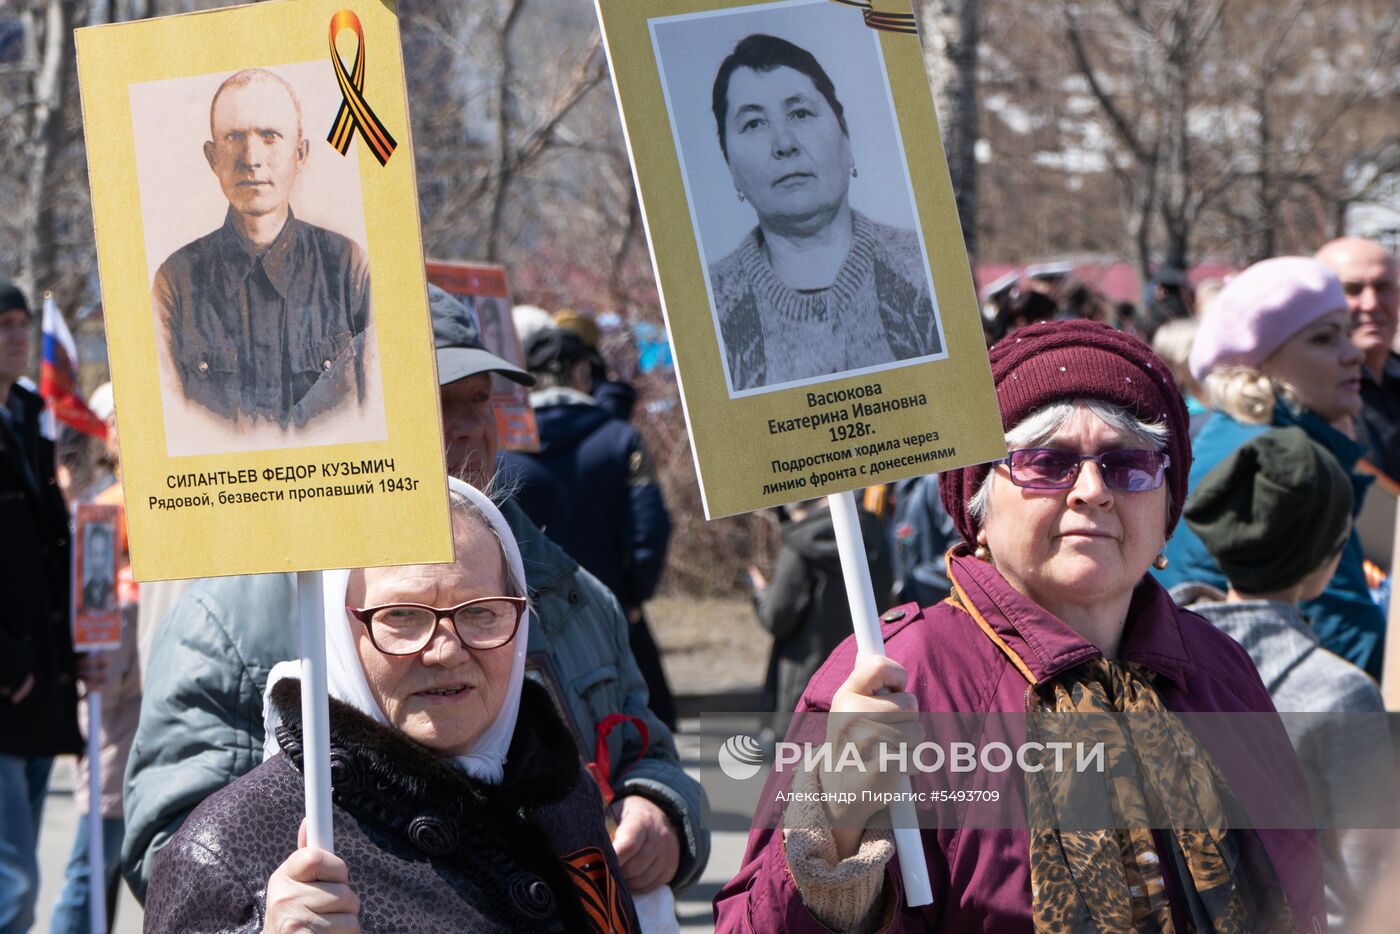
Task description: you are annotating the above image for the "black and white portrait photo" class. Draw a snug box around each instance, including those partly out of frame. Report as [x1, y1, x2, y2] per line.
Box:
[650, 0, 946, 396]
[130, 61, 388, 455]
[81, 522, 117, 612]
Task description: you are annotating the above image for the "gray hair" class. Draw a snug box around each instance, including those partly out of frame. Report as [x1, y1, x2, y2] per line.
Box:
[967, 399, 1169, 524]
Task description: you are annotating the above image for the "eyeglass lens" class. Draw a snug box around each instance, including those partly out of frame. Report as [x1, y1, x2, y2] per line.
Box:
[1008, 449, 1166, 492]
[371, 601, 518, 652]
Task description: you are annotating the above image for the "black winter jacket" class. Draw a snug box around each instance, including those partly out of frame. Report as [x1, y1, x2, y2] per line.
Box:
[0, 383, 80, 757]
[145, 678, 638, 933]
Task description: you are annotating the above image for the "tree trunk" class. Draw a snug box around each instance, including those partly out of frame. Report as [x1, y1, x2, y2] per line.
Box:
[917, 0, 980, 264]
[486, 0, 528, 263]
[18, 0, 69, 301]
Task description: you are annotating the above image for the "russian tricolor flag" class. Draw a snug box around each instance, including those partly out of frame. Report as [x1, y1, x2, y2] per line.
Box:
[40, 293, 106, 439]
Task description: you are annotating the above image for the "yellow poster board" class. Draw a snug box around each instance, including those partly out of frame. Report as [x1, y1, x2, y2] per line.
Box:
[594, 0, 1004, 518]
[76, 0, 451, 581]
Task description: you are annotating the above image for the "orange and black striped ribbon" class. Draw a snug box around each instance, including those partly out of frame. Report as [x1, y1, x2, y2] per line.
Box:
[830, 0, 920, 34]
[327, 10, 397, 165]
[563, 847, 635, 934]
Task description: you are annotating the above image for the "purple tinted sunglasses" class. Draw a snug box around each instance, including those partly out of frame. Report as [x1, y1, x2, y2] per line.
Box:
[999, 448, 1170, 492]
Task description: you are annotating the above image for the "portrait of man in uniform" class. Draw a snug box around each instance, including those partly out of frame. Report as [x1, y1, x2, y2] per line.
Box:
[130, 60, 388, 457]
[151, 67, 372, 433]
[81, 523, 117, 612]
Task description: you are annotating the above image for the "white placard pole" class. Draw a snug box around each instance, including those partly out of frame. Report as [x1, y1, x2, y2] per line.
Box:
[85, 684, 107, 934]
[828, 490, 934, 907]
[297, 571, 334, 851]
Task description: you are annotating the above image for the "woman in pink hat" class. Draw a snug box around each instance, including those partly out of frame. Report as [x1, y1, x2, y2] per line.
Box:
[1156, 257, 1383, 679]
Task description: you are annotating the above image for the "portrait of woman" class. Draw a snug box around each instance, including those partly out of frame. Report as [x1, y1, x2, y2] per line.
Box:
[706, 34, 940, 392]
[649, 1, 945, 396]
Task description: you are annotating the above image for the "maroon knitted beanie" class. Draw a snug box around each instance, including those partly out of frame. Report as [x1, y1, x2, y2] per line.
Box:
[939, 320, 1192, 545]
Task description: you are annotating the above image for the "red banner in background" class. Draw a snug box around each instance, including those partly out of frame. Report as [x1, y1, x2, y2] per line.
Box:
[40, 294, 106, 439]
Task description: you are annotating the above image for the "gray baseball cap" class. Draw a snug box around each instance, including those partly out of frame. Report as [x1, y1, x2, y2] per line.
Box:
[428, 284, 533, 387]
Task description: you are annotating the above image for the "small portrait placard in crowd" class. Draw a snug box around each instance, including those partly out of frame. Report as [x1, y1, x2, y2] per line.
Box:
[76, 0, 451, 580]
[426, 261, 541, 452]
[72, 503, 122, 649]
[595, 0, 1004, 517]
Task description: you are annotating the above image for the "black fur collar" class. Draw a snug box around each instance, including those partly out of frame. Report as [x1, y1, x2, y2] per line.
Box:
[270, 677, 580, 852]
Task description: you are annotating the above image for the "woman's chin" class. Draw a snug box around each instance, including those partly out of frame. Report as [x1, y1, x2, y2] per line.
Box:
[397, 703, 487, 754]
[402, 721, 482, 757]
[1040, 551, 1139, 596]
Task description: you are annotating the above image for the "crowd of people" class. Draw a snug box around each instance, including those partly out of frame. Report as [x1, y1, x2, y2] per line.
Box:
[1, 232, 1398, 933]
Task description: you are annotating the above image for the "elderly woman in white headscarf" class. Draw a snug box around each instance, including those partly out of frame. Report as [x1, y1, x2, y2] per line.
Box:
[143, 480, 638, 933]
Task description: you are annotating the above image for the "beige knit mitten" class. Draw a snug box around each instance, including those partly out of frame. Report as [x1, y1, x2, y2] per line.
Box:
[781, 769, 896, 932]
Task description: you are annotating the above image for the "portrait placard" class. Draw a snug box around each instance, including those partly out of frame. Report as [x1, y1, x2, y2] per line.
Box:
[77, 0, 452, 580]
[595, 0, 1004, 517]
[426, 261, 540, 452]
[73, 504, 123, 649]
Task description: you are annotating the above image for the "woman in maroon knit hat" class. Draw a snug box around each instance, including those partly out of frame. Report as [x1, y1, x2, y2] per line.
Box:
[717, 320, 1323, 933]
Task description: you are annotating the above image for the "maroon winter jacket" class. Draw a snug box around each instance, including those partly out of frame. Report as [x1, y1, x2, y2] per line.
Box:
[715, 546, 1326, 932]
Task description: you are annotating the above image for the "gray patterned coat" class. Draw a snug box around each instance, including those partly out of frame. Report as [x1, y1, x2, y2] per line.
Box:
[1191, 599, 1394, 930]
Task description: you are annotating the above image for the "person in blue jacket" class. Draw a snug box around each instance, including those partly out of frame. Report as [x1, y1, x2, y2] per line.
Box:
[499, 327, 676, 728]
[1156, 256, 1386, 678]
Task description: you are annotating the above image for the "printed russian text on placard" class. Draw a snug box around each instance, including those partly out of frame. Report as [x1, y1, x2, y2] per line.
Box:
[595, 0, 1004, 518]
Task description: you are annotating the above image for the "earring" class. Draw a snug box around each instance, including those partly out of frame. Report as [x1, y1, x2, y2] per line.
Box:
[1152, 554, 1169, 571]
[974, 544, 991, 561]
[850, 166, 858, 178]
[737, 191, 746, 203]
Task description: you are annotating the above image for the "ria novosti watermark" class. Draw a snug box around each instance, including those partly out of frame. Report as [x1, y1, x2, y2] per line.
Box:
[757, 736, 1107, 775]
[701, 711, 1400, 831]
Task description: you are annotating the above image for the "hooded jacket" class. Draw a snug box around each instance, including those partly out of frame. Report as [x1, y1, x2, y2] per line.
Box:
[499, 388, 669, 610]
[123, 499, 707, 898]
[715, 547, 1326, 933]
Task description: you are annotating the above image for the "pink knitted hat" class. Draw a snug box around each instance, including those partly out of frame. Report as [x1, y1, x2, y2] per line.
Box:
[1187, 257, 1346, 382]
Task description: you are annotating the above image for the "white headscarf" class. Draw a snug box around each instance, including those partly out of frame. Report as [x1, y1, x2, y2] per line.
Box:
[264, 478, 529, 783]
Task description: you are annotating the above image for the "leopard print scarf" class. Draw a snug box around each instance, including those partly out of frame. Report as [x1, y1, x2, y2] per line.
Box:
[1026, 657, 1294, 933]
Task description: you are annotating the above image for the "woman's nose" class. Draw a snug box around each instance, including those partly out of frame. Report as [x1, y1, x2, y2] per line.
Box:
[1067, 459, 1112, 505]
[771, 124, 799, 157]
[421, 615, 469, 664]
[1341, 339, 1364, 367]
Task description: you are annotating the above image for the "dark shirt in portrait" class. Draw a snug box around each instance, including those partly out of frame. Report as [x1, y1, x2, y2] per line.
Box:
[82, 574, 115, 612]
[1359, 352, 1400, 483]
[153, 209, 372, 429]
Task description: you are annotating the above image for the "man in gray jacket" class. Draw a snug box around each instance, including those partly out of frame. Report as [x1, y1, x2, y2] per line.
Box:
[123, 286, 708, 900]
